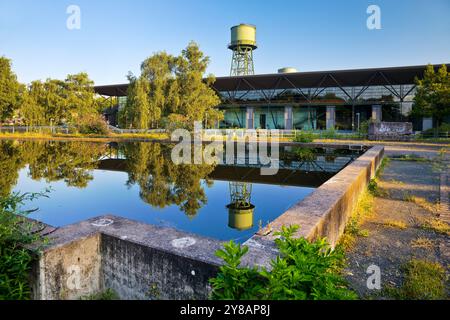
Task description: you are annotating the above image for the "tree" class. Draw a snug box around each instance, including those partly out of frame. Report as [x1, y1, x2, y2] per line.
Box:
[120, 74, 151, 129]
[141, 52, 174, 126]
[174, 41, 222, 129]
[19, 81, 45, 126]
[64, 72, 97, 121]
[412, 64, 450, 128]
[119, 42, 223, 130]
[0, 57, 21, 122]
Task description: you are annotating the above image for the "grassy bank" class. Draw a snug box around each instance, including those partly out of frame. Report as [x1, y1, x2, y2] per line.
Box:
[0, 131, 169, 142]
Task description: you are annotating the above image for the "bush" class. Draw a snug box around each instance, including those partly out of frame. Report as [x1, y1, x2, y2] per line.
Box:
[0, 191, 47, 300]
[74, 114, 110, 135]
[293, 131, 315, 143]
[320, 128, 338, 139]
[422, 122, 450, 137]
[210, 225, 357, 300]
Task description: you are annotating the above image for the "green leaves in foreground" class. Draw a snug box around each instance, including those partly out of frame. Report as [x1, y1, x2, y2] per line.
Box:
[0, 191, 48, 300]
[210, 225, 357, 300]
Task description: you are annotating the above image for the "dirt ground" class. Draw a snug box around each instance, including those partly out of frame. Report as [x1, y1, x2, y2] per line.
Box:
[344, 147, 449, 299]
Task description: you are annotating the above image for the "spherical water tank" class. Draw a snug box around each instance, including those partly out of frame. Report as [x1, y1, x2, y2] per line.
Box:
[278, 67, 298, 74]
[228, 24, 257, 50]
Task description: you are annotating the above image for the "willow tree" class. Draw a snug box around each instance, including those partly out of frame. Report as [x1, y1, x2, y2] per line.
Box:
[0, 57, 21, 121]
[120, 42, 222, 130]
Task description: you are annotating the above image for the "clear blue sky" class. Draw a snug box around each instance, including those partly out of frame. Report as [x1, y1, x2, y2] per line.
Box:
[1, 0, 449, 85]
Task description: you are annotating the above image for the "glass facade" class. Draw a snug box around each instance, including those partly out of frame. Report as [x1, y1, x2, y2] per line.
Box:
[293, 107, 317, 130]
[219, 84, 416, 105]
[218, 83, 415, 130]
[253, 106, 284, 129]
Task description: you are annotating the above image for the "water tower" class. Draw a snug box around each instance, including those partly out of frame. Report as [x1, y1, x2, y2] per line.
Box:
[228, 24, 257, 76]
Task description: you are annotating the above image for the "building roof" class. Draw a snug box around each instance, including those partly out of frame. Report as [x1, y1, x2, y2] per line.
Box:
[94, 64, 449, 97]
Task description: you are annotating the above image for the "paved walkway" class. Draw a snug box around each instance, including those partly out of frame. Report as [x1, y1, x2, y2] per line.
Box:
[316, 139, 449, 159]
[344, 147, 449, 298]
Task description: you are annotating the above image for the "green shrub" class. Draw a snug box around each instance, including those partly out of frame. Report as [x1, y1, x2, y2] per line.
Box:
[210, 225, 357, 300]
[320, 128, 338, 139]
[294, 131, 315, 143]
[421, 123, 450, 138]
[0, 191, 47, 300]
[74, 114, 110, 135]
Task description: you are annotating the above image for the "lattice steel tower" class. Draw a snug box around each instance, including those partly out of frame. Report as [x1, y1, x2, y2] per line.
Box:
[228, 24, 257, 76]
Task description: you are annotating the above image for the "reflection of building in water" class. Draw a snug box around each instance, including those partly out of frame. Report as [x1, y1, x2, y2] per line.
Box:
[227, 182, 255, 231]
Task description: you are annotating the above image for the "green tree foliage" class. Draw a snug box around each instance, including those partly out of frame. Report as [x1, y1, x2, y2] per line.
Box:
[119, 42, 223, 129]
[121, 74, 151, 129]
[1, 55, 101, 126]
[210, 225, 358, 300]
[412, 64, 450, 127]
[17, 73, 100, 126]
[0, 57, 21, 121]
[63, 73, 97, 122]
[18, 81, 46, 126]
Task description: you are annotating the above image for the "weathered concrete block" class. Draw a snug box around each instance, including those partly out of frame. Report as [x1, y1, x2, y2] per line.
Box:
[369, 122, 413, 141]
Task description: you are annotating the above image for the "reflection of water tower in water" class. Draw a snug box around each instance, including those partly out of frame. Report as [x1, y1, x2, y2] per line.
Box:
[228, 24, 257, 76]
[227, 24, 256, 230]
[227, 182, 255, 231]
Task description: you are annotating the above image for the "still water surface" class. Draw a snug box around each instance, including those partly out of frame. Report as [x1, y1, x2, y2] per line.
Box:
[0, 140, 361, 242]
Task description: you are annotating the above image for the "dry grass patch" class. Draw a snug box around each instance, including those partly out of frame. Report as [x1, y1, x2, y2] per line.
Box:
[410, 237, 434, 249]
[383, 219, 408, 229]
[404, 195, 439, 214]
[420, 218, 450, 236]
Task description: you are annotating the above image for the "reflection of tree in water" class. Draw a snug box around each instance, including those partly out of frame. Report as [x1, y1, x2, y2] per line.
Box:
[120, 142, 216, 218]
[0, 140, 106, 196]
[27, 141, 105, 188]
[0, 141, 25, 197]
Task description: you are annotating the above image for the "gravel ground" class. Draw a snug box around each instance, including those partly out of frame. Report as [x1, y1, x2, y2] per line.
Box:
[344, 156, 449, 299]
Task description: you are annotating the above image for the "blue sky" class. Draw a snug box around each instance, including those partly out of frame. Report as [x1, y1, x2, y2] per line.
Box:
[1, 0, 449, 85]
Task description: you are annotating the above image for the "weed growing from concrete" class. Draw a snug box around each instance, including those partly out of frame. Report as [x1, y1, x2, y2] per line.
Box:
[339, 190, 373, 251]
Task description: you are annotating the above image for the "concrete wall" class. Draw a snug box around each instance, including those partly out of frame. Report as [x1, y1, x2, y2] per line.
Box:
[32, 234, 102, 300]
[101, 234, 218, 300]
[247, 145, 384, 248]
